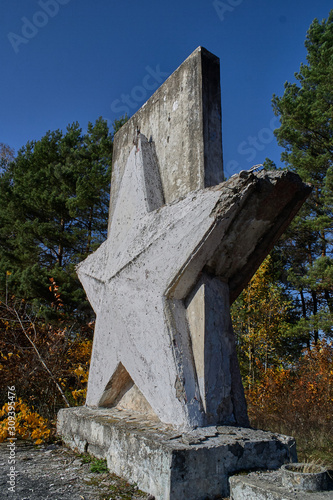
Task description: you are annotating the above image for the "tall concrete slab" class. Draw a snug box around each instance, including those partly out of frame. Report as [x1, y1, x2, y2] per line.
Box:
[109, 46, 224, 232]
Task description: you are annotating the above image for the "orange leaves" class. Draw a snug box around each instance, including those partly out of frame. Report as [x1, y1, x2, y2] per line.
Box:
[67, 340, 92, 404]
[246, 340, 333, 436]
[232, 255, 293, 385]
[48, 277, 64, 310]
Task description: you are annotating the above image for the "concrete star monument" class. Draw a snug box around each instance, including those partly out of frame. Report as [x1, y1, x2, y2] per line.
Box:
[78, 132, 250, 429]
[58, 47, 311, 500]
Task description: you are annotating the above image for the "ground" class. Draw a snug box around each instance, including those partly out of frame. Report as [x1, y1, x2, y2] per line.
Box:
[0, 440, 154, 500]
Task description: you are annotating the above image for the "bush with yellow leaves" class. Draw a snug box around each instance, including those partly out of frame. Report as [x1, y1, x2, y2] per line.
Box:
[0, 399, 51, 445]
[0, 298, 93, 443]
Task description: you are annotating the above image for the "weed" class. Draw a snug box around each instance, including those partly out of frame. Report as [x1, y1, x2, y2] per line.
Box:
[77, 453, 147, 498]
[90, 458, 108, 473]
[77, 452, 93, 464]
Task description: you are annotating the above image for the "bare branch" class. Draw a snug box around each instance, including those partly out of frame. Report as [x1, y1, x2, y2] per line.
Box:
[9, 305, 70, 408]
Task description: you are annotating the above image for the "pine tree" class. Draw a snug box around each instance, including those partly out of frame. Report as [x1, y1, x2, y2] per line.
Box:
[271, 11, 333, 344]
[0, 118, 114, 320]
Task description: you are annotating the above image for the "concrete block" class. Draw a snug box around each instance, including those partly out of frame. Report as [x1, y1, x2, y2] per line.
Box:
[58, 407, 297, 500]
[229, 469, 333, 499]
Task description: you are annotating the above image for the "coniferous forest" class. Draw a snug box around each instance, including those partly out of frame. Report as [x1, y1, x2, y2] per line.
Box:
[0, 14, 332, 463]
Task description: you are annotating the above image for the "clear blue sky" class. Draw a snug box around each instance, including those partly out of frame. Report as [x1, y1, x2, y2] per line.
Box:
[1, 0, 332, 178]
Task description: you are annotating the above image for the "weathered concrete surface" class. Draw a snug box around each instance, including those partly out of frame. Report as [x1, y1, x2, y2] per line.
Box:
[74, 46, 311, 432]
[58, 407, 297, 500]
[281, 463, 329, 491]
[229, 469, 333, 499]
[109, 46, 224, 232]
[77, 134, 311, 430]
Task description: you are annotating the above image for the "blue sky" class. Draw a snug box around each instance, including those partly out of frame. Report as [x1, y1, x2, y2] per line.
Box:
[1, 0, 332, 178]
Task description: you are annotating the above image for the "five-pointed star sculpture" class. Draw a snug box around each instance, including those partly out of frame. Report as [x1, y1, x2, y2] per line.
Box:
[77, 133, 310, 430]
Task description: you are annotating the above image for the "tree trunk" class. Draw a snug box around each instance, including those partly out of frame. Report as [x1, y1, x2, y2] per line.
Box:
[85, 207, 93, 254]
[311, 289, 319, 344]
[300, 289, 310, 349]
[58, 218, 65, 267]
[324, 289, 333, 314]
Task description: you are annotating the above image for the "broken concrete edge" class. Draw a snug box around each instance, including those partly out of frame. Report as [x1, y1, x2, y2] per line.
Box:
[214, 169, 312, 304]
[57, 406, 298, 500]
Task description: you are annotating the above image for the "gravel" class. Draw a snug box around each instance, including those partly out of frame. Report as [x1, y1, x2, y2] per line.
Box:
[0, 440, 151, 500]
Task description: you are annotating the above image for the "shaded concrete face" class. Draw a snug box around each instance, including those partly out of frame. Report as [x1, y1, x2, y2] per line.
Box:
[109, 46, 224, 233]
[76, 47, 311, 431]
[186, 276, 246, 425]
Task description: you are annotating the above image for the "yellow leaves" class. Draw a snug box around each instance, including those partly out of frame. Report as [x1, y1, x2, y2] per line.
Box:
[0, 399, 51, 445]
[71, 388, 87, 401]
[232, 255, 293, 382]
[74, 365, 88, 383]
[1, 307, 93, 436]
[74, 365, 84, 375]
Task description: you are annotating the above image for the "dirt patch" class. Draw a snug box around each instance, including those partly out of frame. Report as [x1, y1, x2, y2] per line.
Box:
[0, 440, 151, 500]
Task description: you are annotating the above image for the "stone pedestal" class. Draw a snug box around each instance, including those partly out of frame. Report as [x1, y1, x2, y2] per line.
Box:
[58, 407, 297, 500]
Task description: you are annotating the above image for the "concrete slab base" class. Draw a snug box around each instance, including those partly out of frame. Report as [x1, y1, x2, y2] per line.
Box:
[229, 470, 333, 499]
[57, 407, 297, 500]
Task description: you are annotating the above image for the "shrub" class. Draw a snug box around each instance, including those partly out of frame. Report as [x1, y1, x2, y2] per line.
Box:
[246, 340, 333, 462]
[0, 399, 51, 445]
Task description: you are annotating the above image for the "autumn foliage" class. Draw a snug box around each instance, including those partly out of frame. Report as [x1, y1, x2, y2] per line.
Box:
[1, 258, 333, 457]
[0, 297, 92, 443]
[231, 256, 296, 385]
[246, 340, 333, 432]
[0, 399, 51, 445]
[231, 256, 333, 461]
